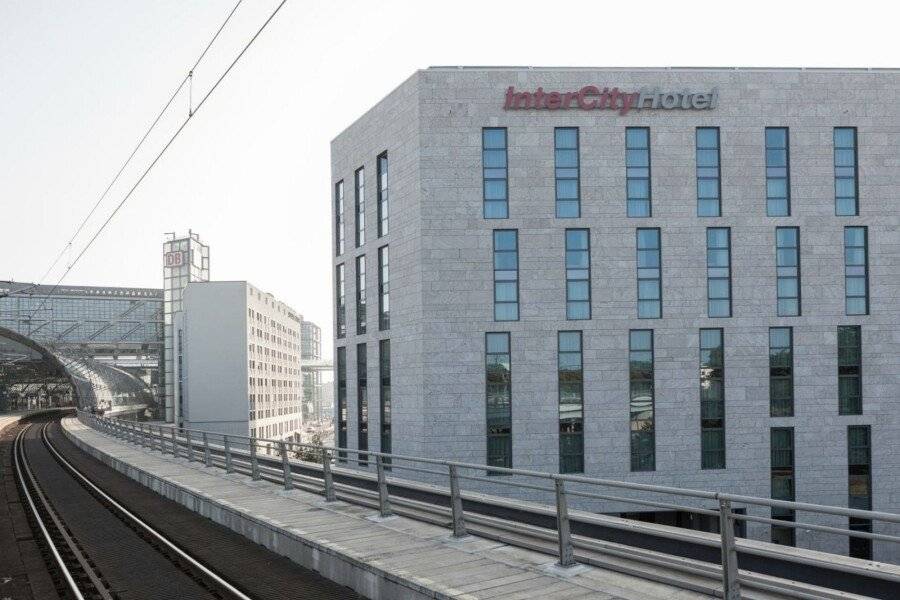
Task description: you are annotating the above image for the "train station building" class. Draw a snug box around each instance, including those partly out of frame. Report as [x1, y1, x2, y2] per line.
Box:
[330, 67, 900, 562]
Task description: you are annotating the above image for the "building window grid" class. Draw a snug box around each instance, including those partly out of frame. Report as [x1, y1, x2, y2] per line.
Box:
[636, 228, 661, 319]
[696, 127, 721, 217]
[378, 246, 390, 330]
[554, 127, 580, 218]
[558, 331, 583, 474]
[626, 127, 651, 217]
[847, 425, 872, 560]
[776, 227, 801, 317]
[765, 127, 791, 216]
[354, 167, 365, 247]
[355, 255, 366, 335]
[844, 227, 869, 316]
[377, 152, 389, 237]
[335, 264, 346, 339]
[771, 427, 796, 546]
[629, 330, 655, 472]
[706, 227, 732, 318]
[485, 332, 512, 470]
[769, 327, 794, 417]
[335, 180, 345, 255]
[483, 128, 508, 219]
[700, 328, 726, 470]
[565, 229, 591, 320]
[493, 230, 519, 321]
[838, 325, 862, 415]
[379, 339, 391, 463]
[357, 343, 368, 466]
[834, 127, 859, 216]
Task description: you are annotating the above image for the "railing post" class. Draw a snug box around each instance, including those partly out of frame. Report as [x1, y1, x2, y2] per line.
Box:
[322, 449, 335, 502]
[203, 432, 211, 467]
[185, 429, 194, 462]
[718, 498, 742, 599]
[151, 425, 158, 452]
[376, 455, 392, 517]
[250, 438, 260, 480]
[554, 477, 576, 567]
[280, 442, 292, 491]
[224, 435, 234, 473]
[171, 427, 179, 458]
[139, 424, 147, 448]
[448, 464, 467, 537]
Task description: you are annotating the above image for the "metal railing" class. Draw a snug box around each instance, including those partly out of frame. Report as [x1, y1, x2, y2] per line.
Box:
[76, 411, 900, 599]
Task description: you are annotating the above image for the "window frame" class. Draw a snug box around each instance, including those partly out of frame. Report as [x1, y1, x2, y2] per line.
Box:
[636, 228, 662, 319]
[700, 328, 726, 470]
[554, 127, 581, 218]
[775, 226, 801, 317]
[565, 229, 591, 320]
[335, 180, 345, 256]
[483, 127, 509, 219]
[769, 327, 794, 417]
[696, 127, 722, 217]
[485, 332, 512, 470]
[378, 245, 390, 331]
[838, 325, 863, 415]
[493, 230, 520, 322]
[706, 227, 732, 318]
[834, 127, 859, 217]
[629, 329, 655, 472]
[355, 254, 366, 335]
[765, 127, 791, 217]
[626, 127, 652, 217]
[377, 151, 389, 237]
[558, 330, 584, 474]
[354, 166, 365, 247]
[844, 226, 869, 316]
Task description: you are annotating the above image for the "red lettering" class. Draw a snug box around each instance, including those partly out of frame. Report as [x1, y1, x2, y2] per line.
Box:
[546, 92, 561, 109]
[608, 87, 621, 111]
[561, 92, 577, 109]
[619, 92, 639, 115]
[577, 86, 599, 109]
[533, 87, 545, 109]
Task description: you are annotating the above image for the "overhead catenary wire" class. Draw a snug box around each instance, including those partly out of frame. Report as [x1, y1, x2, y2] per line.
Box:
[22, 0, 289, 326]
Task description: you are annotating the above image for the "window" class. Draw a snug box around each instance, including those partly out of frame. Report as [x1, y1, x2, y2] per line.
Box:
[848, 425, 872, 560]
[483, 128, 508, 218]
[493, 230, 519, 321]
[834, 128, 858, 216]
[696, 127, 721, 216]
[706, 228, 731, 317]
[700, 328, 725, 469]
[769, 327, 794, 417]
[844, 227, 869, 316]
[838, 325, 862, 415]
[771, 427, 796, 546]
[337, 347, 347, 461]
[377, 152, 388, 237]
[565, 229, 590, 320]
[558, 331, 583, 473]
[629, 330, 655, 472]
[355, 255, 366, 335]
[335, 264, 346, 339]
[486, 333, 512, 469]
[357, 343, 368, 466]
[354, 167, 365, 247]
[636, 228, 661, 319]
[555, 128, 580, 218]
[765, 128, 790, 216]
[626, 127, 651, 217]
[379, 339, 391, 458]
[776, 227, 800, 316]
[378, 246, 390, 330]
[335, 180, 345, 255]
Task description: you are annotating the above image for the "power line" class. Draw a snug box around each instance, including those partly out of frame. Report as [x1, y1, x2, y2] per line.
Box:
[23, 0, 290, 326]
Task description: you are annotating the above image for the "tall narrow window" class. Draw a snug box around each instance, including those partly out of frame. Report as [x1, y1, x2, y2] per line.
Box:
[637, 228, 661, 319]
[700, 328, 725, 470]
[771, 427, 796, 546]
[834, 127, 858, 216]
[493, 230, 519, 321]
[626, 127, 651, 217]
[696, 127, 721, 217]
[838, 325, 862, 415]
[848, 425, 872, 560]
[379, 339, 391, 458]
[769, 327, 794, 417]
[565, 229, 590, 320]
[485, 332, 512, 469]
[335, 264, 346, 339]
[776, 227, 800, 316]
[378, 246, 390, 330]
[765, 127, 790, 216]
[707, 227, 731, 317]
[357, 343, 368, 466]
[558, 331, 583, 474]
[483, 128, 508, 219]
[844, 227, 869, 316]
[336, 347, 347, 462]
[555, 128, 580, 218]
[354, 167, 365, 247]
[355, 255, 366, 335]
[335, 180, 345, 255]
[629, 330, 655, 472]
[377, 152, 389, 237]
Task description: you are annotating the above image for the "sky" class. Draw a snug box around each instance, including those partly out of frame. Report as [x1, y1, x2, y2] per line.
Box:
[1, 0, 895, 357]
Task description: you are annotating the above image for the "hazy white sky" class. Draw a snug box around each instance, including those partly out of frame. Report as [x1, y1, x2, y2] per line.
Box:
[1, 0, 895, 356]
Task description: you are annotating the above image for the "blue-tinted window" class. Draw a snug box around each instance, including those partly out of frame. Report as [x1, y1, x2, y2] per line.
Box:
[775, 227, 800, 316]
[771, 427, 796, 546]
[700, 328, 725, 470]
[769, 327, 793, 417]
[626, 128, 651, 217]
[565, 229, 590, 320]
[834, 128, 858, 216]
[555, 128, 580, 218]
[707, 228, 731, 317]
[629, 330, 655, 472]
[483, 128, 508, 219]
[558, 331, 583, 474]
[696, 128, 721, 217]
[493, 230, 519, 321]
[847, 425, 872, 559]
[838, 325, 862, 415]
[486, 332, 512, 469]
[765, 128, 790, 216]
[636, 228, 661, 318]
[844, 227, 869, 316]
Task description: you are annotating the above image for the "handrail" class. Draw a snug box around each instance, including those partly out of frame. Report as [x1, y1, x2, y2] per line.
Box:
[76, 410, 900, 599]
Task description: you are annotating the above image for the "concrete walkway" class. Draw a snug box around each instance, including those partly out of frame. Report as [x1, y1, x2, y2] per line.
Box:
[63, 417, 711, 600]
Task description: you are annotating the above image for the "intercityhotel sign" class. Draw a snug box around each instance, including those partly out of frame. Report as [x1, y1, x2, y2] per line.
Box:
[503, 86, 718, 115]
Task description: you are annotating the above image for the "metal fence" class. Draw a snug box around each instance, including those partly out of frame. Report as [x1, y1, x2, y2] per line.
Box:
[76, 411, 900, 599]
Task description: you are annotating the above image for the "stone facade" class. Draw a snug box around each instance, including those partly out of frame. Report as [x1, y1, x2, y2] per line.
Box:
[331, 68, 900, 562]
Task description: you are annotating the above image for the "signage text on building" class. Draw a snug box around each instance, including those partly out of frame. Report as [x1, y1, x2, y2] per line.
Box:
[503, 86, 718, 115]
[164, 251, 187, 268]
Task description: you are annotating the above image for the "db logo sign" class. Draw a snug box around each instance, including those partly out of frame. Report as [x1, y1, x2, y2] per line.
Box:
[164, 251, 186, 267]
